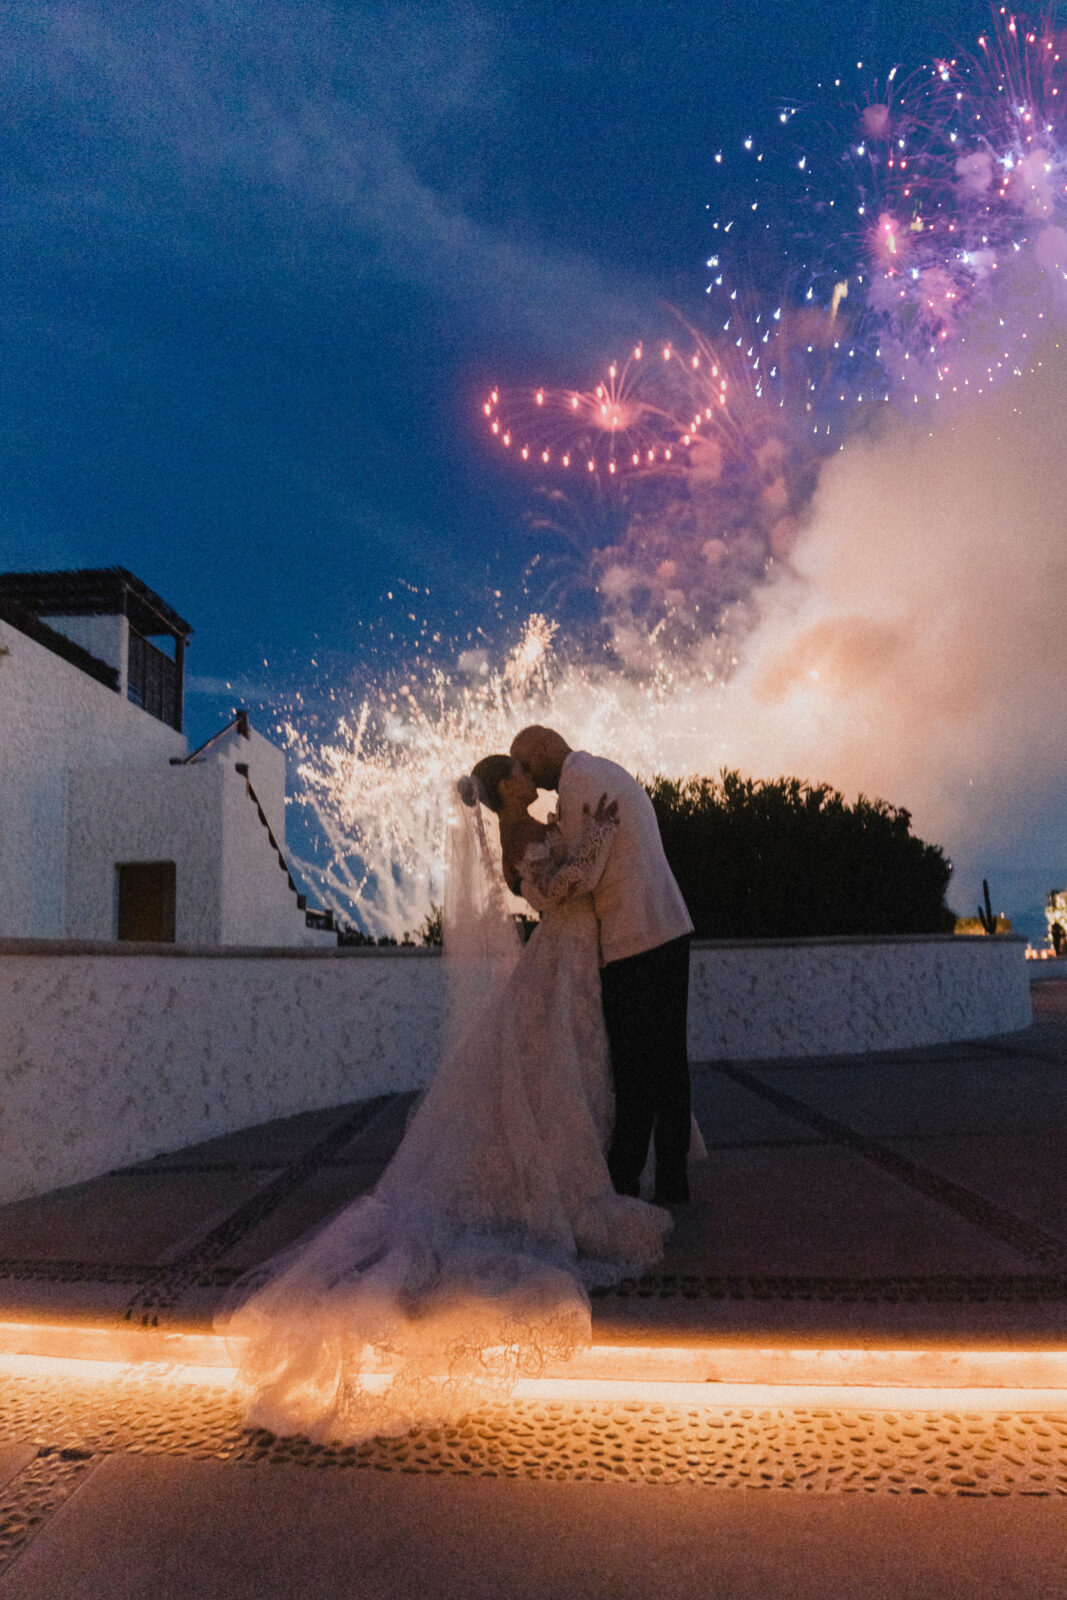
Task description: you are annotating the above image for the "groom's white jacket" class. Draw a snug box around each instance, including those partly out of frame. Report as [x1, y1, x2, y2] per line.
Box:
[556, 751, 693, 967]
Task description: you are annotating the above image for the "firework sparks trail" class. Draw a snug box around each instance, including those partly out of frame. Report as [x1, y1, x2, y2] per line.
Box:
[287, 605, 758, 938]
[286, 617, 564, 937]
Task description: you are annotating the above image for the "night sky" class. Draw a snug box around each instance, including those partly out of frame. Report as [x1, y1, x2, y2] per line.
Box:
[0, 1, 991, 688]
[3, 0, 1063, 935]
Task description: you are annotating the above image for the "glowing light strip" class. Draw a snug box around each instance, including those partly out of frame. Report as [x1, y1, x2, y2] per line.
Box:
[2, 1352, 1066, 1413]
[5, 1323, 1067, 1383]
[2, 1325, 1067, 1412]
[0, 1352, 240, 1387]
[515, 1378, 1067, 1410]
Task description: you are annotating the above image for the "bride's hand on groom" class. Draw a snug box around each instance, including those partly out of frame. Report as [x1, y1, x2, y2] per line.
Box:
[584, 793, 619, 827]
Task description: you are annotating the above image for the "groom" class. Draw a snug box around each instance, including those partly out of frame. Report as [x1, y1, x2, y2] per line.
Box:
[510, 726, 694, 1204]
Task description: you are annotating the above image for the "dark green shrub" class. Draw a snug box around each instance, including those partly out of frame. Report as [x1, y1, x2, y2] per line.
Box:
[338, 908, 439, 947]
[646, 770, 955, 939]
[337, 924, 400, 947]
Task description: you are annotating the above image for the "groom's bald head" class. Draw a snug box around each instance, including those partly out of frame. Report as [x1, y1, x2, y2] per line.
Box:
[510, 726, 572, 791]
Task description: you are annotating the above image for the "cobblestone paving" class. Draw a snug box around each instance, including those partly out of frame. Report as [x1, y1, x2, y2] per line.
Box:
[0, 1444, 97, 1577]
[2, 1364, 1067, 1574]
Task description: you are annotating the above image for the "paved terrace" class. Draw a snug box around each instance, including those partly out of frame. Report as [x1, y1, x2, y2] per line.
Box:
[1, 977, 1066, 1596]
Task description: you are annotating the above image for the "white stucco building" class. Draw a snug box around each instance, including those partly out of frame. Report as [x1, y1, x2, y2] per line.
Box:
[0, 567, 332, 946]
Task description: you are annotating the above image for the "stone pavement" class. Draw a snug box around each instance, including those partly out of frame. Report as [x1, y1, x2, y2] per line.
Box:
[1, 978, 1067, 1595]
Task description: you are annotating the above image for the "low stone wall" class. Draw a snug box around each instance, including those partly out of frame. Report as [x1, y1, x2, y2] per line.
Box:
[0, 934, 1030, 1204]
[689, 934, 1031, 1061]
[1, 941, 444, 1207]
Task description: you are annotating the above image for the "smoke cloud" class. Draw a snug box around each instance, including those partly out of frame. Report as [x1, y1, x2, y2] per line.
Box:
[685, 345, 1067, 924]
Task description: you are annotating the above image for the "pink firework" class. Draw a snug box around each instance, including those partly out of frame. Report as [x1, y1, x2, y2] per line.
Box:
[482, 341, 734, 479]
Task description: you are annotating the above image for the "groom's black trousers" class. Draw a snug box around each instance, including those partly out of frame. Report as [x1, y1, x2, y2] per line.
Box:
[602, 933, 692, 1202]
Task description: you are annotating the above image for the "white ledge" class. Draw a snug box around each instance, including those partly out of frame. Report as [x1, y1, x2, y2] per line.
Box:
[0, 936, 438, 959]
[0, 931, 1028, 958]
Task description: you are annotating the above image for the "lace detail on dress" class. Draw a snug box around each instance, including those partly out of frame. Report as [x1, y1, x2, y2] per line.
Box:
[519, 813, 614, 911]
[221, 799, 671, 1445]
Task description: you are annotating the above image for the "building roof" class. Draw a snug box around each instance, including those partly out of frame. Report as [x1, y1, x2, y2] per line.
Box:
[0, 568, 193, 641]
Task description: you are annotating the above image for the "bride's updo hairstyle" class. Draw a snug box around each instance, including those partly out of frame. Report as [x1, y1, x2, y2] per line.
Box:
[457, 753, 513, 814]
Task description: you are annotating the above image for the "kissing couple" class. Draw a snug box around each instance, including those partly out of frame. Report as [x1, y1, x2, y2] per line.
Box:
[222, 726, 698, 1443]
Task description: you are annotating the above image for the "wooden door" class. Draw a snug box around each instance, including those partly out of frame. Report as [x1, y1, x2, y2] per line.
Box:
[116, 861, 176, 942]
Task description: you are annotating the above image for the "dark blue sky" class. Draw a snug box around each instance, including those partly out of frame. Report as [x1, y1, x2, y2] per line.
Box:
[0, 0, 999, 742]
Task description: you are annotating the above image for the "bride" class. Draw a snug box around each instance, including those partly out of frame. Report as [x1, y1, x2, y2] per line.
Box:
[222, 753, 673, 1442]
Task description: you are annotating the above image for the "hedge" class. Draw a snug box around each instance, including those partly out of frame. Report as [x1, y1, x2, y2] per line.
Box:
[646, 770, 955, 939]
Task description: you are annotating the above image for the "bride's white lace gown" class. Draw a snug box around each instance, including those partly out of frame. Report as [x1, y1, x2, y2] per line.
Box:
[222, 815, 672, 1442]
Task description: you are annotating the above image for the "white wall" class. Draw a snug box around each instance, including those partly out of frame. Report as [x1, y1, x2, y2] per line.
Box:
[220, 767, 307, 946]
[66, 759, 332, 946]
[66, 763, 226, 942]
[41, 612, 129, 692]
[688, 934, 1032, 1059]
[0, 934, 1031, 1204]
[0, 944, 445, 1203]
[201, 724, 286, 841]
[190, 724, 325, 945]
[0, 616, 187, 939]
[0, 613, 328, 948]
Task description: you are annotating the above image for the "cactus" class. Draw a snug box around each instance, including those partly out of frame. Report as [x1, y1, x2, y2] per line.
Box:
[977, 878, 996, 935]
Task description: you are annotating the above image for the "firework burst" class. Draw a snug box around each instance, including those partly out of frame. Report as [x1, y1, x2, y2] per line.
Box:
[482, 340, 735, 478]
[483, 9, 1067, 642]
[704, 8, 1067, 406]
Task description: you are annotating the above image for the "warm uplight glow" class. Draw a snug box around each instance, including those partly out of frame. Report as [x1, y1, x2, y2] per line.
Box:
[0, 1351, 240, 1388]
[512, 1378, 1067, 1409]
[4, 1324, 1067, 1412]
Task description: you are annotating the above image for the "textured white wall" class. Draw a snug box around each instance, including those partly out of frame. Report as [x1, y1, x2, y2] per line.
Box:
[220, 764, 325, 946]
[66, 764, 226, 942]
[0, 614, 325, 947]
[0, 945, 446, 1203]
[229, 726, 286, 840]
[66, 760, 331, 946]
[0, 617, 187, 938]
[193, 722, 287, 840]
[198, 724, 314, 945]
[688, 934, 1032, 1059]
[0, 935, 1031, 1204]
[40, 612, 129, 691]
